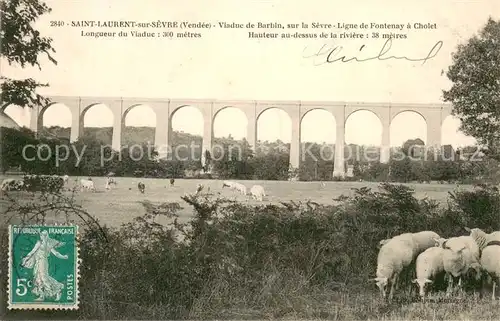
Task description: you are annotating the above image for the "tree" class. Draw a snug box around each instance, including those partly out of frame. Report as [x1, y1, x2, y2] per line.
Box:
[402, 138, 425, 158]
[0, 0, 57, 109]
[0, 126, 38, 172]
[203, 149, 212, 172]
[443, 18, 500, 158]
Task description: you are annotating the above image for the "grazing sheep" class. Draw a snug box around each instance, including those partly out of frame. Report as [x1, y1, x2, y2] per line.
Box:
[411, 231, 442, 253]
[465, 227, 500, 300]
[138, 182, 145, 194]
[372, 231, 440, 300]
[413, 247, 445, 300]
[479, 241, 500, 300]
[372, 233, 416, 301]
[250, 185, 266, 201]
[436, 236, 481, 295]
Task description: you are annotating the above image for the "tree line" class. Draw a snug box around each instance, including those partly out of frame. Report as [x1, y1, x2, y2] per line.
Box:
[1, 125, 496, 183]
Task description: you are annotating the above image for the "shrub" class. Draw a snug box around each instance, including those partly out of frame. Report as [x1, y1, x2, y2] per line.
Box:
[22, 174, 64, 193]
[445, 183, 500, 231]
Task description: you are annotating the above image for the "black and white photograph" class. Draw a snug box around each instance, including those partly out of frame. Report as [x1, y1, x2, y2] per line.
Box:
[1, 0, 500, 319]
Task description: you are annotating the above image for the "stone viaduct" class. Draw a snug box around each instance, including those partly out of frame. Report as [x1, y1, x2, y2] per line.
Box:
[19, 96, 452, 177]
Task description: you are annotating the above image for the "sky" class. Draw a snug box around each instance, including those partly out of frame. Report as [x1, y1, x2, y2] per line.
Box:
[3, 0, 499, 147]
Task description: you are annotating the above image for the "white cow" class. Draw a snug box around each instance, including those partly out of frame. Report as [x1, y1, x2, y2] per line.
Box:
[80, 179, 95, 192]
[222, 180, 246, 194]
[105, 177, 117, 190]
[222, 180, 237, 190]
[233, 182, 247, 195]
[1, 179, 16, 191]
[1, 178, 24, 191]
[250, 185, 266, 201]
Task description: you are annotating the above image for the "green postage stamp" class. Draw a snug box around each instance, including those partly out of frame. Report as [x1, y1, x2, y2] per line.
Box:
[8, 225, 80, 310]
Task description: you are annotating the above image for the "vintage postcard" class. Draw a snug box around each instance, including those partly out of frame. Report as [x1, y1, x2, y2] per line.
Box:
[1, 0, 500, 319]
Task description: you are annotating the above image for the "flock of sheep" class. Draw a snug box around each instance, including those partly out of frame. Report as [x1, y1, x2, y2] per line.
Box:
[374, 228, 500, 301]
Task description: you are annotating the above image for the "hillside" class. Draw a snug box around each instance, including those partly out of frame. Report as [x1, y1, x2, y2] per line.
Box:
[40, 126, 377, 161]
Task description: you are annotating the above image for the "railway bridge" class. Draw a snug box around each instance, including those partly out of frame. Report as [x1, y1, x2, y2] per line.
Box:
[19, 96, 452, 177]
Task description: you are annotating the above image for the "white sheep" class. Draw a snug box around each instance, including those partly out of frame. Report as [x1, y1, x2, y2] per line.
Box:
[250, 185, 266, 201]
[479, 241, 500, 301]
[465, 227, 500, 300]
[465, 227, 500, 249]
[435, 236, 481, 295]
[411, 231, 442, 253]
[372, 231, 440, 301]
[412, 247, 445, 300]
[372, 233, 416, 301]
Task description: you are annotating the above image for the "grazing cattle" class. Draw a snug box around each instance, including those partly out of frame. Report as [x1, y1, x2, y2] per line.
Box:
[1, 178, 24, 191]
[170, 178, 175, 186]
[233, 182, 247, 195]
[222, 180, 236, 189]
[138, 182, 145, 194]
[105, 177, 117, 190]
[222, 180, 246, 194]
[250, 185, 266, 201]
[80, 179, 96, 192]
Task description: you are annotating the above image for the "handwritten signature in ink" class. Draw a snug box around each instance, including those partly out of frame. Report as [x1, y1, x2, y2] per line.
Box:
[302, 38, 443, 66]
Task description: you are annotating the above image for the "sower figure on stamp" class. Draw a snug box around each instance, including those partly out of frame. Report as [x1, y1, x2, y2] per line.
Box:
[21, 230, 68, 301]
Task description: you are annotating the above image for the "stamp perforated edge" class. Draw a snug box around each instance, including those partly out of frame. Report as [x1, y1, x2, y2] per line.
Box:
[7, 223, 81, 310]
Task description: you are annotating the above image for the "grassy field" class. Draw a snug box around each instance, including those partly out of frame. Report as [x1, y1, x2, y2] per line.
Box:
[0, 175, 472, 227]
